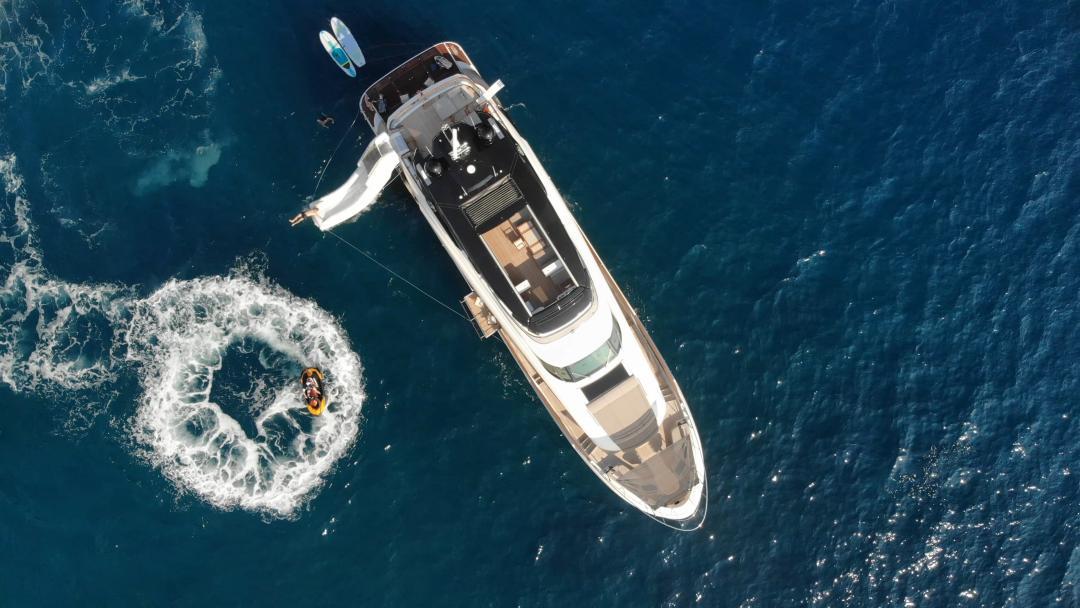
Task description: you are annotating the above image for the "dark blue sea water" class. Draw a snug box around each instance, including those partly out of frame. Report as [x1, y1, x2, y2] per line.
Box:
[2, 0, 1080, 605]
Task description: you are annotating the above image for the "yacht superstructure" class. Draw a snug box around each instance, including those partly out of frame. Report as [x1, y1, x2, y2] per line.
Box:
[305, 43, 707, 528]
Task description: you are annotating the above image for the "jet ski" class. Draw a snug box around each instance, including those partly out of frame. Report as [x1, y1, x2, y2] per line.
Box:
[301, 367, 327, 416]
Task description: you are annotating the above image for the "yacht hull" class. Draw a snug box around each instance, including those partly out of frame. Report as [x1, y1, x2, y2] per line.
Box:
[353, 42, 707, 529]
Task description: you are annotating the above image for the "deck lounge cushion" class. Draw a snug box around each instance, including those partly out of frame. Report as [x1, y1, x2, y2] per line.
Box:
[588, 377, 658, 450]
[615, 436, 697, 509]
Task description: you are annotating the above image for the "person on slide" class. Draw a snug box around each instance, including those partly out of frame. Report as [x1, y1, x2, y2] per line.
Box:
[289, 208, 319, 226]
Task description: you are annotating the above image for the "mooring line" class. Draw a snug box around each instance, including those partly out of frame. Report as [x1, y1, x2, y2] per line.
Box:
[323, 228, 469, 322]
[311, 99, 364, 199]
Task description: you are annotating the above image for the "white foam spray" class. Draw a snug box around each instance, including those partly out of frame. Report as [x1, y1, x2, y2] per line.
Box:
[125, 274, 364, 515]
[0, 154, 131, 399]
[0, 2, 365, 517]
[1, 152, 365, 518]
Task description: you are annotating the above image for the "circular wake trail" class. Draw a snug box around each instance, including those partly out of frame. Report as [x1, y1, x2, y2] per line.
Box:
[1, 153, 365, 518]
[126, 275, 365, 516]
[0, 2, 366, 518]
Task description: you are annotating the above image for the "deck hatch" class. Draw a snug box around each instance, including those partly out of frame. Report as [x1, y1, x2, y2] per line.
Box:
[581, 364, 631, 401]
[463, 178, 523, 227]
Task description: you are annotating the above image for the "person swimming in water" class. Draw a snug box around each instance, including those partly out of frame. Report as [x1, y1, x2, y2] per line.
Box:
[317, 112, 335, 128]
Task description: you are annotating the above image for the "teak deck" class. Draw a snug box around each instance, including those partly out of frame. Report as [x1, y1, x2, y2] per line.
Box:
[479, 211, 572, 311]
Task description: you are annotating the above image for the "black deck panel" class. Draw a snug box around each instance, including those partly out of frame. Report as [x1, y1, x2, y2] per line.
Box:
[419, 117, 592, 331]
[581, 364, 631, 401]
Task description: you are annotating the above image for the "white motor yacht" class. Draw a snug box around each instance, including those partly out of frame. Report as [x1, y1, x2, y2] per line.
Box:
[301, 42, 707, 528]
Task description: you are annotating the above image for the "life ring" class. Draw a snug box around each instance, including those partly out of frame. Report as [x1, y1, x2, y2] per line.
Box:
[301, 367, 327, 416]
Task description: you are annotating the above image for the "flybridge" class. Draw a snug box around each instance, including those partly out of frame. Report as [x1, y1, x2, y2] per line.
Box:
[294, 42, 507, 232]
[409, 110, 595, 334]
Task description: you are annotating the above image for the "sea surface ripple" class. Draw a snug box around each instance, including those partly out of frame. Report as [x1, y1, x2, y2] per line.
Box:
[1, 0, 1079, 606]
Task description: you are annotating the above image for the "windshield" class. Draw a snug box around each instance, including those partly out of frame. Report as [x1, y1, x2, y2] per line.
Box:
[541, 319, 622, 382]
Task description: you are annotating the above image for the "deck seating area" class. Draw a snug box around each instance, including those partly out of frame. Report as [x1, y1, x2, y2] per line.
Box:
[480, 208, 574, 312]
[362, 42, 474, 127]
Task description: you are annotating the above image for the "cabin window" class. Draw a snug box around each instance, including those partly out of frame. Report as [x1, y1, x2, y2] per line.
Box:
[540, 319, 622, 382]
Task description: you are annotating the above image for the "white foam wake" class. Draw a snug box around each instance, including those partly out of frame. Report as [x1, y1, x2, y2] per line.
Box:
[0, 155, 131, 400]
[0, 3, 364, 517]
[125, 274, 364, 515]
[1, 153, 365, 517]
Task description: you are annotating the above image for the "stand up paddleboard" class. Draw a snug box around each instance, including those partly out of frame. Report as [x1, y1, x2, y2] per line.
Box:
[320, 30, 356, 77]
[330, 17, 366, 68]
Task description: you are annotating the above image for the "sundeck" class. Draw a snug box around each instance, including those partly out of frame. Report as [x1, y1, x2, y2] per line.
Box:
[301, 42, 707, 528]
